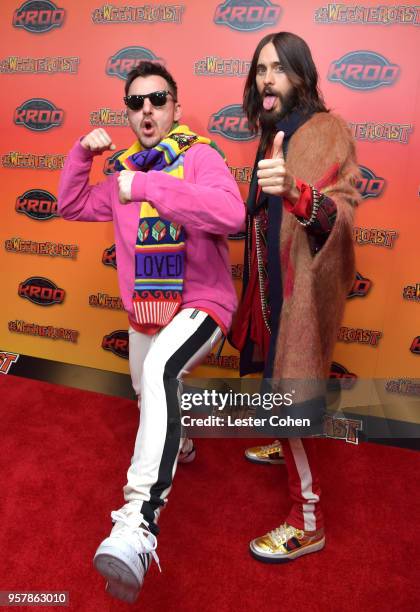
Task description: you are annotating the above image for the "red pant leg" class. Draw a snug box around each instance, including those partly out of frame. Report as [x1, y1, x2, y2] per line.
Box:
[280, 437, 323, 531]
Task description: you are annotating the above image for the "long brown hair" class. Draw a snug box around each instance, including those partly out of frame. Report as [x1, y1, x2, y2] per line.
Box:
[243, 32, 328, 135]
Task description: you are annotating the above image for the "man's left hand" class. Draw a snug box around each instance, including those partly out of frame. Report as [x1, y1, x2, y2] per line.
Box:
[257, 131, 300, 203]
[118, 170, 136, 204]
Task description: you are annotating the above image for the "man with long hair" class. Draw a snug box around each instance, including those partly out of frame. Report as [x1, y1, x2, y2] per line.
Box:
[230, 32, 360, 562]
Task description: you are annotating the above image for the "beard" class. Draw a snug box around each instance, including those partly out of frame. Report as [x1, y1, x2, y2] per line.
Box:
[259, 88, 298, 133]
[258, 88, 299, 154]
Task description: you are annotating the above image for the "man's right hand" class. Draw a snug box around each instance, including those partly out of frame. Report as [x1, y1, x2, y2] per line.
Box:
[80, 128, 116, 153]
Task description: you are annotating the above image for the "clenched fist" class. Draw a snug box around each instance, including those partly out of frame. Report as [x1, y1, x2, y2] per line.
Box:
[80, 128, 116, 153]
[257, 131, 299, 203]
[118, 170, 136, 204]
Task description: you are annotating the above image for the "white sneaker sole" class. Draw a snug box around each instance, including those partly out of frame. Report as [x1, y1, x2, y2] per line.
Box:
[93, 538, 142, 603]
[250, 536, 325, 563]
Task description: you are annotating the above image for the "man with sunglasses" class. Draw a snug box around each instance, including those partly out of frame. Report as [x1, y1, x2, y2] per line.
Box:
[58, 61, 245, 603]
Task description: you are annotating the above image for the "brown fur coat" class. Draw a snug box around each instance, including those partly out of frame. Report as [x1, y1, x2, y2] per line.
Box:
[274, 112, 360, 380]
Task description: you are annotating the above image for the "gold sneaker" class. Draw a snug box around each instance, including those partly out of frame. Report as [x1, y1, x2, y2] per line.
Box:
[244, 440, 285, 464]
[250, 523, 325, 563]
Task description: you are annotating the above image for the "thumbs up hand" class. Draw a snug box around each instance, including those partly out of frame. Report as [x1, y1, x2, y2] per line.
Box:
[257, 131, 299, 203]
[271, 130, 285, 160]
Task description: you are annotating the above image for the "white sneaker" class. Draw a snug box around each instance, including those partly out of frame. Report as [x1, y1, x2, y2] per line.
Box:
[178, 438, 196, 464]
[93, 505, 160, 603]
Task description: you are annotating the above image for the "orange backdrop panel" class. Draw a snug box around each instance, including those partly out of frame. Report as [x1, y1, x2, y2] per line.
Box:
[1, 0, 419, 393]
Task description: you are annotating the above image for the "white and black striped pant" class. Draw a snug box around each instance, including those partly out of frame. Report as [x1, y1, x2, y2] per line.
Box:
[124, 308, 222, 535]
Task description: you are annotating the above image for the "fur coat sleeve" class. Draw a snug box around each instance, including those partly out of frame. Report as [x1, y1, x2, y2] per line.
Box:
[274, 112, 361, 382]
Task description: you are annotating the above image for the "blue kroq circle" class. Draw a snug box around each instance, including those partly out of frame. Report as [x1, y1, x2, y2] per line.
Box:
[14, 0, 64, 33]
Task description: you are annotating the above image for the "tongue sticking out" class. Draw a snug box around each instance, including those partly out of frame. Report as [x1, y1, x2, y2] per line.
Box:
[263, 95, 277, 111]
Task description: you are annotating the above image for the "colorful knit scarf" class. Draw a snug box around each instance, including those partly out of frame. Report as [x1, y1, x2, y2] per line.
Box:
[115, 124, 225, 334]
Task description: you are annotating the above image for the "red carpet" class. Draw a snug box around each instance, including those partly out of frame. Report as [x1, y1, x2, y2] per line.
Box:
[0, 375, 419, 612]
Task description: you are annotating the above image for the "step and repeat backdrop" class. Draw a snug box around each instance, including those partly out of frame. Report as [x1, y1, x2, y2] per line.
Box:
[1, 0, 419, 425]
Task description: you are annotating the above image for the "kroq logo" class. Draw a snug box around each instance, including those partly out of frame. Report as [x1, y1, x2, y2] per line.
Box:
[348, 272, 372, 299]
[214, 0, 281, 32]
[102, 330, 129, 359]
[106, 47, 160, 80]
[14, 98, 64, 131]
[13, 0, 65, 33]
[208, 104, 255, 141]
[16, 189, 58, 220]
[18, 276, 65, 306]
[328, 51, 399, 90]
[103, 149, 126, 175]
[103, 244, 117, 269]
[356, 166, 386, 199]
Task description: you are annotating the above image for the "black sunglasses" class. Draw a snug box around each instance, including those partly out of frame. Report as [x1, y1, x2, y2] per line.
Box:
[123, 90, 175, 111]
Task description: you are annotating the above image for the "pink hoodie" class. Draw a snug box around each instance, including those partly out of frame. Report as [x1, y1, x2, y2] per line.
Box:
[58, 140, 245, 332]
